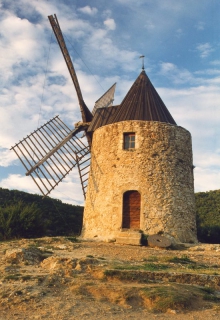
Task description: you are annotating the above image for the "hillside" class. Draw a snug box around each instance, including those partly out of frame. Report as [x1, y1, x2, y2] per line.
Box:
[0, 187, 83, 240]
[195, 190, 220, 243]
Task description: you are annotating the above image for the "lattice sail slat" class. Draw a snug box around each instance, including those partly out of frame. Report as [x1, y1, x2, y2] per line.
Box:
[76, 151, 91, 200]
[11, 116, 90, 198]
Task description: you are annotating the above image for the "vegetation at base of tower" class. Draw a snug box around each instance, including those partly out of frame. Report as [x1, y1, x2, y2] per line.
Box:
[0, 187, 83, 240]
[195, 190, 220, 244]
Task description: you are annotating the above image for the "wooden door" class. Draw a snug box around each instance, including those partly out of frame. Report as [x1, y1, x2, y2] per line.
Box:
[122, 191, 140, 229]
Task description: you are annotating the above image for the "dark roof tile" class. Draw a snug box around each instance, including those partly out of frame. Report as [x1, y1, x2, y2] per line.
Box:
[87, 70, 176, 132]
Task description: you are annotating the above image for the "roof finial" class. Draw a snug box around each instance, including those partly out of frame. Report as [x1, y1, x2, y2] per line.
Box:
[139, 55, 145, 70]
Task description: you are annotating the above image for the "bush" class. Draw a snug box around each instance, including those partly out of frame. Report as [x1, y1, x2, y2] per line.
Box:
[0, 201, 45, 240]
[195, 190, 220, 243]
[0, 187, 84, 239]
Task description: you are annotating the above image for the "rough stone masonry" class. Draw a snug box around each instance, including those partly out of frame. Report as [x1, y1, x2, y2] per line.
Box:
[82, 120, 197, 244]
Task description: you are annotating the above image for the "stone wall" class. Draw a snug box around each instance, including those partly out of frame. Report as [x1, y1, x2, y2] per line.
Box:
[81, 121, 197, 243]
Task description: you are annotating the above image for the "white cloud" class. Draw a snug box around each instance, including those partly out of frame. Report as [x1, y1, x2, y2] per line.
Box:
[195, 153, 220, 169]
[158, 84, 220, 127]
[48, 174, 84, 205]
[0, 173, 84, 205]
[102, 10, 112, 19]
[176, 28, 183, 38]
[196, 43, 214, 58]
[194, 167, 220, 192]
[1, 174, 39, 195]
[144, 20, 155, 30]
[84, 27, 139, 72]
[160, 62, 176, 73]
[210, 60, 220, 66]
[195, 21, 205, 30]
[159, 62, 220, 87]
[78, 6, 98, 16]
[104, 18, 116, 31]
[0, 149, 17, 167]
[159, 62, 194, 84]
[0, 15, 45, 62]
[195, 68, 220, 76]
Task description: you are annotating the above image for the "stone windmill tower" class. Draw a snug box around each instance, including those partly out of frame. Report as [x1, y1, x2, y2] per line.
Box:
[82, 68, 197, 245]
[11, 15, 197, 245]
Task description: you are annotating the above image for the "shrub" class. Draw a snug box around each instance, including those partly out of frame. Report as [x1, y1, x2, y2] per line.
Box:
[0, 201, 45, 240]
[0, 187, 83, 239]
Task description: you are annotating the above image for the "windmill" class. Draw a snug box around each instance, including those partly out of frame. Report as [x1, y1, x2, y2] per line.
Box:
[11, 14, 197, 245]
[11, 14, 116, 200]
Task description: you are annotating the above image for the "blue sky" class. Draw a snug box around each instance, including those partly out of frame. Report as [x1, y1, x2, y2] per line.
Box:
[0, 0, 220, 205]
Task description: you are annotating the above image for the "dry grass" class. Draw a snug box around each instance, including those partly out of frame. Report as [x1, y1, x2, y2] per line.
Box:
[108, 253, 220, 275]
[141, 284, 196, 312]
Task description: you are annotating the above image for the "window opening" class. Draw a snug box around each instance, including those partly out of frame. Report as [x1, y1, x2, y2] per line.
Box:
[124, 133, 135, 150]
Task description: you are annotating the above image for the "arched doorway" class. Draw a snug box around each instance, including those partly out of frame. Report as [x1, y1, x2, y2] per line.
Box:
[122, 190, 140, 229]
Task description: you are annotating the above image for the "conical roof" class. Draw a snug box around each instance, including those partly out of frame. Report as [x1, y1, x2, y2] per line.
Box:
[87, 70, 176, 132]
[111, 70, 176, 124]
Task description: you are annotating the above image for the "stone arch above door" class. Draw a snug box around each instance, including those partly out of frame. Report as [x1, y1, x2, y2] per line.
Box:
[122, 190, 140, 229]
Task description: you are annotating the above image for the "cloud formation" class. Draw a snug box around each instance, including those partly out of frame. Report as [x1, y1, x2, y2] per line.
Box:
[104, 18, 116, 30]
[196, 43, 214, 58]
[78, 6, 98, 16]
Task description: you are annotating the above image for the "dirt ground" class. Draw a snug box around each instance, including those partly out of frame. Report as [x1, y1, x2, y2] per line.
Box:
[0, 237, 220, 320]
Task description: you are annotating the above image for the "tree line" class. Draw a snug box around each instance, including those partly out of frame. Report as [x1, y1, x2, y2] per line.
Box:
[0, 187, 219, 243]
[195, 189, 220, 243]
[0, 187, 83, 240]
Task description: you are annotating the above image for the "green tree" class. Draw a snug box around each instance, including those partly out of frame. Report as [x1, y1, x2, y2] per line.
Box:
[195, 190, 220, 243]
[0, 201, 45, 240]
[0, 187, 83, 239]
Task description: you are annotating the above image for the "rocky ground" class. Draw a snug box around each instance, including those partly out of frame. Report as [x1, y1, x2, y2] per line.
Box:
[0, 237, 220, 320]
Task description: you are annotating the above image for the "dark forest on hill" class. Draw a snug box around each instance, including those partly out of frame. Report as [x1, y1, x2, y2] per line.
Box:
[0, 187, 83, 240]
[195, 190, 220, 243]
[0, 187, 219, 243]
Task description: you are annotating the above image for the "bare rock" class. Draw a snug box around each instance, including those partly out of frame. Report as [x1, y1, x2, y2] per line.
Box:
[41, 256, 77, 272]
[55, 244, 67, 250]
[4, 247, 43, 265]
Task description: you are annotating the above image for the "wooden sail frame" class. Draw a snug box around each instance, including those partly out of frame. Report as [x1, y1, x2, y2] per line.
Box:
[11, 14, 114, 199]
[11, 116, 90, 198]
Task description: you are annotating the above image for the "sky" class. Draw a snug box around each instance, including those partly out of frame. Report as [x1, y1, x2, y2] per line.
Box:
[0, 0, 220, 206]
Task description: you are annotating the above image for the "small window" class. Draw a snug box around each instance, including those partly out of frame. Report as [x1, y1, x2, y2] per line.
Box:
[124, 133, 135, 150]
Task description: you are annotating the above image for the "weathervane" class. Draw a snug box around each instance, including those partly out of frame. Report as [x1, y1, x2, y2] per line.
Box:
[139, 55, 145, 70]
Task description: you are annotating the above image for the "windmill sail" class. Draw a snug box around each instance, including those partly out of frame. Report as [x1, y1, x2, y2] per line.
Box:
[92, 83, 116, 115]
[48, 14, 93, 124]
[76, 151, 91, 199]
[11, 15, 96, 199]
[11, 116, 90, 198]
